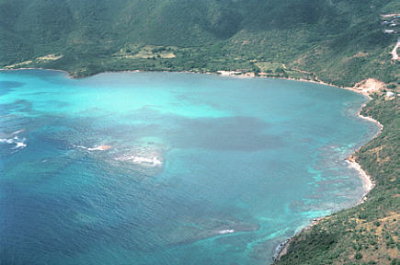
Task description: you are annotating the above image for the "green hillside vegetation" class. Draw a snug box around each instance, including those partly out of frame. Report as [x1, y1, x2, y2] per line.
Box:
[0, 0, 399, 86]
[1, 1, 399, 264]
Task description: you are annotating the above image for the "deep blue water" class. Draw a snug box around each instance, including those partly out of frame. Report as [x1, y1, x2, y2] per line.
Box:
[0, 70, 378, 265]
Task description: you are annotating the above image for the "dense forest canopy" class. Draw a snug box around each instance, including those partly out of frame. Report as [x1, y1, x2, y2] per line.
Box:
[0, 0, 399, 84]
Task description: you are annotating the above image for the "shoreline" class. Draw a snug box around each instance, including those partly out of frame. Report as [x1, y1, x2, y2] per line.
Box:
[200, 70, 384, 263]
[0, 66, 384, 263]
[0, 67, 72, 76]
[272, 101, 383, 263]
[0, 66, 375, 96]
[350, 102, 383, 203]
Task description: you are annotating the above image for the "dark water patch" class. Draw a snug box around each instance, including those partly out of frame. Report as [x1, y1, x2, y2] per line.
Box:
[0, 190, 95, 259]
[1, 100, 33, 113]
[170, 116, 283, 151]
[0, 81, 25, 96]
[120, 109, 284, 151]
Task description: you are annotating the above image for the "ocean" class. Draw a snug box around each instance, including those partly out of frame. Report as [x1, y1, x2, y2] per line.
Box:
[0, 70, 378, 265]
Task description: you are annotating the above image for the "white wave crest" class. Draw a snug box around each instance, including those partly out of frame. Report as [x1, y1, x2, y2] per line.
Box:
[0, 136, 27, 150]
[218, 229, 235, 234]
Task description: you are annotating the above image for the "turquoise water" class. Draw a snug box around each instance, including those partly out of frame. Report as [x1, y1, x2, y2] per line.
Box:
[0, 70, 378, 265]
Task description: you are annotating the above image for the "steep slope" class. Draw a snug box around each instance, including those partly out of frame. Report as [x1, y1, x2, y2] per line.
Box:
[0, 0, 398, 85]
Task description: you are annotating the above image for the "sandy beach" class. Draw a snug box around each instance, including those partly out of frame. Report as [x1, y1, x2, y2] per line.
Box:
[346, 156, 375, 199]
[272, 91, 384, 262]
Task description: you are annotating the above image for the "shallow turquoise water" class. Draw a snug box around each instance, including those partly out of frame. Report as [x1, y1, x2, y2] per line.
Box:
[0, 70, 378, 265]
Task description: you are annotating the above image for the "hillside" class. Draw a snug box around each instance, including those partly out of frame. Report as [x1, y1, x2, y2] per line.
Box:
[0, 0, 399, 87]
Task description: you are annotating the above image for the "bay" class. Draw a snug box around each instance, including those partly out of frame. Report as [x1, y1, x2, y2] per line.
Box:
[0, 70, 378, 265]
